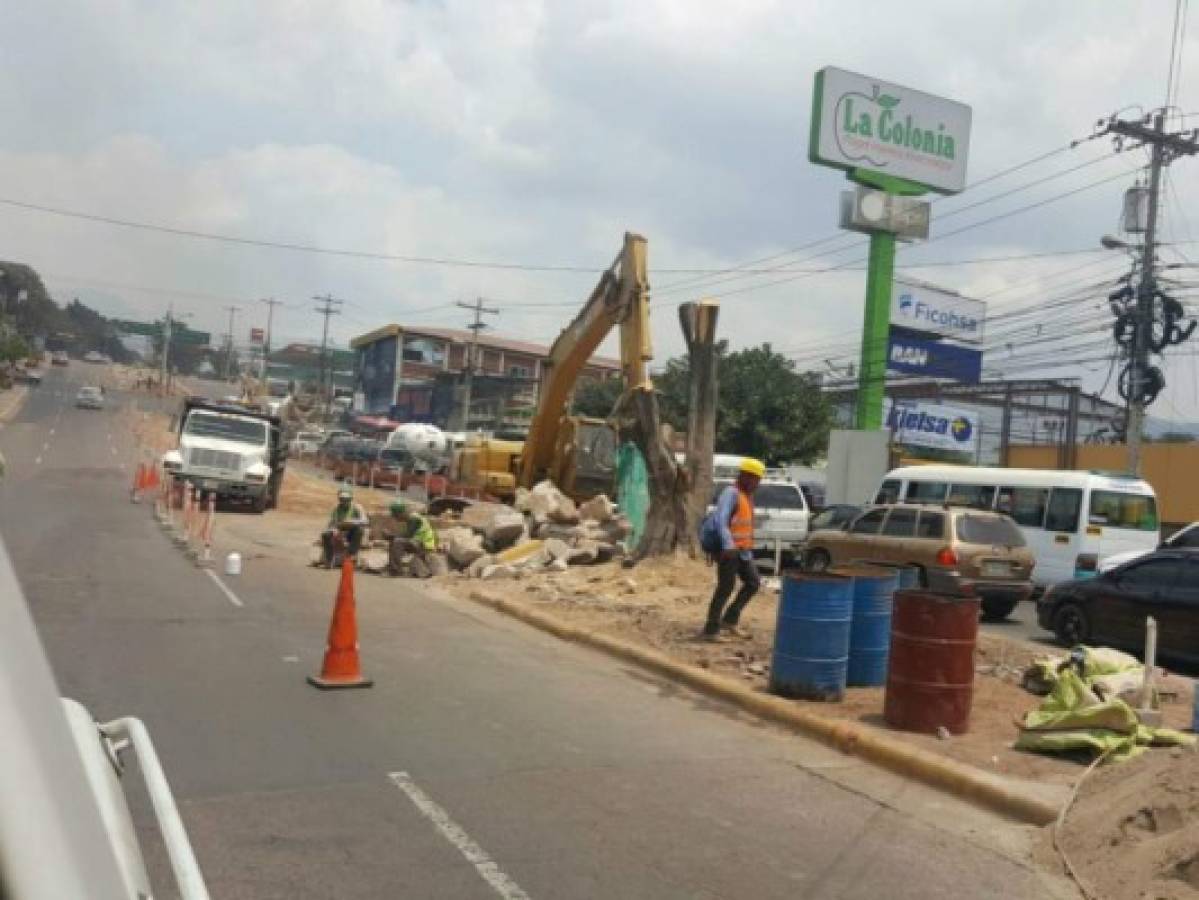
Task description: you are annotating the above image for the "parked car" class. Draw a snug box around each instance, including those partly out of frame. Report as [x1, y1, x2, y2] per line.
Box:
[364, 444, 416, 488]
[317, 433, 355, 469]
[333, 440, 384, 482]
[82, 351, 107, 364]
[803, 503, 1035, 621]
[288, 430, 325, 458]
[75, 386, 104, 410]
[808, 504, 862, 532]
[20, 368, 44, 385]
[1099, 521, 1199, 573]
[711, 473, 811, 562]
[50, 351, 69, 366]
[1037, 549, 1199, 664]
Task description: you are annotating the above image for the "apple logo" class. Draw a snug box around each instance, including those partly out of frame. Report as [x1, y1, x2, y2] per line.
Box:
[833, 84, 897, 168]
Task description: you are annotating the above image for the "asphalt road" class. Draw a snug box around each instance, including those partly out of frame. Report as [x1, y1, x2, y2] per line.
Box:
[0, 368, 1075, 900]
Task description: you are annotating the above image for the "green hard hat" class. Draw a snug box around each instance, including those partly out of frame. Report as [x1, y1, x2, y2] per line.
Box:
[390, 500, 407, 515]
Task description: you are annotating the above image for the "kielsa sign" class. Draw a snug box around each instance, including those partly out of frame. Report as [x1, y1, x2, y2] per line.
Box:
[891, 278, 985, 344]
[884, 400, 979, 453]
[810, 67, 972, 195]
[887, 332, 982, 383]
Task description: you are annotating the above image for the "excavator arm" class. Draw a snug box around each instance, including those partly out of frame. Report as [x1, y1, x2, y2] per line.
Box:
[518, 232, 653, 491]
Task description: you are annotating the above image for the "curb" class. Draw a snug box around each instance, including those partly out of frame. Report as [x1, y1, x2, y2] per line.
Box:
[0, 386, 30, 424]
[464, 589, 1060, 827]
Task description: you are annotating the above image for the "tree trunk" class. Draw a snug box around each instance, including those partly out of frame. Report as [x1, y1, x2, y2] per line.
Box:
[618, 387, 688, 559]
[678, 301, 720, 556]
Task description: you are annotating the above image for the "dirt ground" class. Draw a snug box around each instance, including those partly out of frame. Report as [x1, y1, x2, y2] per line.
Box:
[446, 552, 1196, 787]
[1037, 748, 1199, 899]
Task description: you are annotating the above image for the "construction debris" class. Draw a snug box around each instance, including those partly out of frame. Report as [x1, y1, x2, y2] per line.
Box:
[435, 482, 632, 578]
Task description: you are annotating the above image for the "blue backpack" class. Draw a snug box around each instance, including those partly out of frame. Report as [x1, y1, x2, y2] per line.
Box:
[698, 507, 724, 554]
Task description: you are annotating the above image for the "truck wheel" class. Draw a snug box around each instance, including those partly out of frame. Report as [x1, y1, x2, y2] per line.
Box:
[980, 597, 1018, 622]
[251, 493, 268, 514]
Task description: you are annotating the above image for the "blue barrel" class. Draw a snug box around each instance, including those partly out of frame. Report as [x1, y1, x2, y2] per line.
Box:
[832, 566, 900, 687]
[771, 574, 853, 701]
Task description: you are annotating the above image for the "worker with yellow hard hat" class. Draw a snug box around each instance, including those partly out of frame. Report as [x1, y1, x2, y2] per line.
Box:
[701, 456, 765, 640]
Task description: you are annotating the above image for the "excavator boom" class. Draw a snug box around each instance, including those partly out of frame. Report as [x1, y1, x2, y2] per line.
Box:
[518, 233, 652, 491]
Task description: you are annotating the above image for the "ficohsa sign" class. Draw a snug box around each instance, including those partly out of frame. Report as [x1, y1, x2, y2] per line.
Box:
[810, 67, 972, 195]
[890, 279, 985, 344]
[883, 400, 978, 453]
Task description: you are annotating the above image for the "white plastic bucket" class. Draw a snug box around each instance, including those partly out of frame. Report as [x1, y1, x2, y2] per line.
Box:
[225, 552, 242, 577]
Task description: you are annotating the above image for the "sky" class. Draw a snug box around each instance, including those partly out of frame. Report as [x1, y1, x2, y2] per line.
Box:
[1, 1, 1198, 423]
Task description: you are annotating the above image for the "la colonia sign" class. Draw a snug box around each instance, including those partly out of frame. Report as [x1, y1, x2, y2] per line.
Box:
[810, 67, 972, 195]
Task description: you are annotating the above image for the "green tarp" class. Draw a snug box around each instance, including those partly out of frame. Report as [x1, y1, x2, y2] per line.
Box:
[615, 442, 649, 553]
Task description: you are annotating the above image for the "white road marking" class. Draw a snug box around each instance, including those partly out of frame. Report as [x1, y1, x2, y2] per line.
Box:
[49, 428, 54, 436]
[204, 569, 244, 608]
[34, 456, 41, 465]
[42, 442, 49, 451]
[388, 772, 531, 900]
[282, 655, 300, 663]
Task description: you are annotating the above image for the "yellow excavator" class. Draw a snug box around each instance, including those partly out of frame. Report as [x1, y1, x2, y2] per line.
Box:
[452, 232, 652, 502]
[517, 231, 652, 499]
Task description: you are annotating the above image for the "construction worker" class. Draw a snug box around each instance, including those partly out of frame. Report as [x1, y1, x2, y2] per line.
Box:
[702, 457, 765, 640]
[319, 487, 368, 568]
[387, 500, 438, 577]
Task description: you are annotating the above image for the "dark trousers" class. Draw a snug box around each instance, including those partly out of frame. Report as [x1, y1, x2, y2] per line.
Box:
[321, 526, 364, 565]
[705, 554, 761, 634]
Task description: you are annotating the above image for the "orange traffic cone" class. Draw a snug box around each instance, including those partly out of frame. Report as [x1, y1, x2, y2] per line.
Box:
[144, 463, 160, 492]
[307, 557, 373, 690]
[130, 463, 145, 503]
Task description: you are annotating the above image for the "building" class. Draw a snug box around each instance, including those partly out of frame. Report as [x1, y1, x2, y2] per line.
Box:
[350, 324, 622, 429]
[265, 342, 355, 394]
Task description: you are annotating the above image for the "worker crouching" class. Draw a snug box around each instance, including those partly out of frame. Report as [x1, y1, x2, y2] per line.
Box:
[318, 488, 369, 568]
[387, 501, 439, 578]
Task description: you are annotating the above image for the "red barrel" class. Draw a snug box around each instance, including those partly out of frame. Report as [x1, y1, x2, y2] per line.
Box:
[883, 590, 979, 735]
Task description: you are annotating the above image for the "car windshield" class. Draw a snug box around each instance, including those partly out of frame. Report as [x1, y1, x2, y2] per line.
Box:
[1088, 490, 1158, 531]
[78, 387, 100, 398]
[185, 411, 266, 445]
[955, 514, 1025, 547]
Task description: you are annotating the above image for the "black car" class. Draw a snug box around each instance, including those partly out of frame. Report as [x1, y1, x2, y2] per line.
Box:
[1037, 548, 1199, 665]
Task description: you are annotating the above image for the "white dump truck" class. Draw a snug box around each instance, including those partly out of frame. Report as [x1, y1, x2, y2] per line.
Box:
[161, 398, 287, 513]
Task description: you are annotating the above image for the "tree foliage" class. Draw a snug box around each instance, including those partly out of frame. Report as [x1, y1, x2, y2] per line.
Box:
[571, 377, 625, 417]
[654, 343, 830, 466]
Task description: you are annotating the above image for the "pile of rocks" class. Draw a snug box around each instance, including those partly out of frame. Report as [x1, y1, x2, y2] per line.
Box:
[437, 481, 633, 579]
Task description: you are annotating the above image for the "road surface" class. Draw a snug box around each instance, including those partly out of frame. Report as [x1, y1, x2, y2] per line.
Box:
[0, 368, 1075, 899]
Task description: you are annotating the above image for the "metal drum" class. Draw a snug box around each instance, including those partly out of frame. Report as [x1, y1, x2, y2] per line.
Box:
[770, 574, 853, 702]
[884, 590, 980, 734]
[831, 567, 899, 687]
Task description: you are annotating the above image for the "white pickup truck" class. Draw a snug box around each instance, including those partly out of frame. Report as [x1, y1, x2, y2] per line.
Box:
[162, 399, 286, 513]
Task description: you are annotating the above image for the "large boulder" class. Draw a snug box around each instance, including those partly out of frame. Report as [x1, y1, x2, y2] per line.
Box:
[534, 522, 587, 544]
[566, 540, 600, 565]
[526, 480, 570, 525]
[442, 526, 486, 569]
[548, 495, 581, 525]
[457, 503, 527, 550]
[578, 495, 616, 524]
[466, 553, 495, 578]
[542, 538, 573, 563]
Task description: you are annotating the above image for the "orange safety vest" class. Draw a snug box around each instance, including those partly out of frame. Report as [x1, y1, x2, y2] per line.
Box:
[729, 489, 754, 550]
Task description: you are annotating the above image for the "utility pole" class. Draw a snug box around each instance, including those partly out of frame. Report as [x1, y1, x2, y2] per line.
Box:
[222, 305, 241, 380]
[1097, 111, 1199, 473]
[455, 298, 498, 430]
[260, 297, 283, 380]
[160, 306, 174, 396]
[313, 294, 344, 415]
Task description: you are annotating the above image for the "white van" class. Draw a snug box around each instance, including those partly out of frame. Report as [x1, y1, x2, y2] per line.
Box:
[875, 466, 1160, 586]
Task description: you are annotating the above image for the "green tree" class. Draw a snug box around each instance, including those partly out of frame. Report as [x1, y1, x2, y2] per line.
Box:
[652, 343, 831, 466]
[0, 332, 29, 363]
[571, 377, 625, 417]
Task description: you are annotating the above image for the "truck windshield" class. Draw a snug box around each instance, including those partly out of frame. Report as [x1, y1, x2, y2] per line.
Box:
[185, 411, 266, 445]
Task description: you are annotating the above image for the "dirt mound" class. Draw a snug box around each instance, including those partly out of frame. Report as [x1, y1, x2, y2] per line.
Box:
[1048, 747, 1199, 899]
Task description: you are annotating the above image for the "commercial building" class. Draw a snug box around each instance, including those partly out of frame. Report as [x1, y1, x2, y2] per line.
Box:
[350, 324, 621, 431]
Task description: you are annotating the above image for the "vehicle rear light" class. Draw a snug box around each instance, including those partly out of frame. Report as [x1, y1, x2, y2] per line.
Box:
[1075, 553, 1098, 573]
[935, 547, 958, 567]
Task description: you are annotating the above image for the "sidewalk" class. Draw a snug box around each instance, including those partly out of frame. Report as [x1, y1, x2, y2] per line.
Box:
[0, 385, 29, 425]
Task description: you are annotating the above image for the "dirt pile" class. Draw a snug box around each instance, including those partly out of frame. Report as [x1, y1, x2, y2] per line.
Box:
[1048, 747, 1199, 899]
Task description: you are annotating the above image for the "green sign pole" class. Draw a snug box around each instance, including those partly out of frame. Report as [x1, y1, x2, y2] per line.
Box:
[856, 229, 895, 430]
[849, 170, 928, 430]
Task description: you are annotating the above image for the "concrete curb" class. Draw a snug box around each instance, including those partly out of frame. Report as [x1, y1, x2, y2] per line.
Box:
[0, 386, 30, 424]
[464, 589, 1060, 827]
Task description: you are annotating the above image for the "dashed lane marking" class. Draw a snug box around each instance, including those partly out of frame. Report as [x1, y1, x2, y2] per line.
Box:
[34, 456, 41, 465]
[204, 569, 244, 608]
[388, 772, 531, 900]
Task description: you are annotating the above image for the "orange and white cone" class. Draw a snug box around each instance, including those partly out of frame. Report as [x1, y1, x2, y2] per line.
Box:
[308, 557, 373, 690]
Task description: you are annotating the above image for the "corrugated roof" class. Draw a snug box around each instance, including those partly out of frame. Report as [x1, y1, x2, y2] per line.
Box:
[352, 324, 621, 369]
